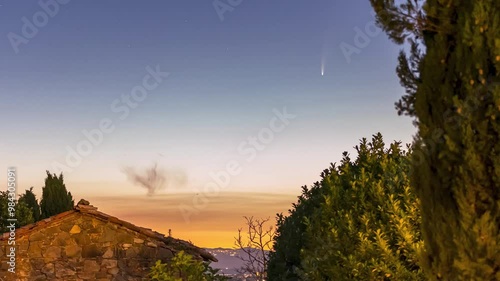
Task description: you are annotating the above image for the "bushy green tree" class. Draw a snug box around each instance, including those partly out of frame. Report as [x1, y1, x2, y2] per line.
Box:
[0, 191, 34, 232]
[268, 134, 423, 280]
[150, 251, 228, 281]
[267, 182, 327, 280]
[40, 171, 74, 219]
[299, 134, 423, 280]
[19, 187, 41, 222]
[370, 1, 500, 279]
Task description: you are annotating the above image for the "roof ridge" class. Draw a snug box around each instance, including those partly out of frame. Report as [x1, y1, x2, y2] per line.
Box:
[1, 199, 217, 262]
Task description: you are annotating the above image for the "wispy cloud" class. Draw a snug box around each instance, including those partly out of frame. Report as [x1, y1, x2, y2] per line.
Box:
[85, 192, 296, 247]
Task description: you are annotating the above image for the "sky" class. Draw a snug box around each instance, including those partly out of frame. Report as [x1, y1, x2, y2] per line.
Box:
[0, 0, 416, 247]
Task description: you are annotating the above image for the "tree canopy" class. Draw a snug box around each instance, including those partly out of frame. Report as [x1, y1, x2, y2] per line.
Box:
[0, 191, 34, 232]
[268, 134, 424, 280]
[40, 171, 74, 219]
[371, 0, 500, 279]
[19, 187, 41, 222]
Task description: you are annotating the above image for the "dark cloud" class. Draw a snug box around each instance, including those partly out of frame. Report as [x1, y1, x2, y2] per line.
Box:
[121, 162, 187, 195]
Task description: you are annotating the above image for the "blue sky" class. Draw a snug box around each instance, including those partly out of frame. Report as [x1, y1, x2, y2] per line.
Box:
[0, 0, 417, 246]
[0, 0, 414, 205]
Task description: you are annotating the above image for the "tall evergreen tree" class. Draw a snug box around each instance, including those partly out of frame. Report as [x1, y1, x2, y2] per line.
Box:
[40, 171, 74, 219]
[19, 187, 41, 222]
[370, 1, 500, 279]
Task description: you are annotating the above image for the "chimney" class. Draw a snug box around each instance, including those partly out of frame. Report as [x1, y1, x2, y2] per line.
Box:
[75, 199, 98, 211]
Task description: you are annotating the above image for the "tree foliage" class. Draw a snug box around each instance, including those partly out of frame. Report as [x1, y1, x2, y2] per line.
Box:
[371, 0, 500, 279]
[150, 251, 227, 281]
[268, 134, 423, 280]
[267, 181, 327, 280]
[300, 134, 423, 280]
[40, 171, 74, 219]
[19, 187, 41, 222]
[0, 191, 34, 232]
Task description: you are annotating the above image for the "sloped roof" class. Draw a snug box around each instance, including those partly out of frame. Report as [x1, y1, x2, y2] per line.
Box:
[1, 199, 216, 262]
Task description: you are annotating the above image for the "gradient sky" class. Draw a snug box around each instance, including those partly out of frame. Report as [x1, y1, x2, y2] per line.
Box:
[0, 0, 416, 247]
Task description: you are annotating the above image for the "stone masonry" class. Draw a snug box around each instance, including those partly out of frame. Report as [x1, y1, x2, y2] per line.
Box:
[0, 200, 216, 281]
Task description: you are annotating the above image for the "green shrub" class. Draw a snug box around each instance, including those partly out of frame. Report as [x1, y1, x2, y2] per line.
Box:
[150, 251, 228, 281]
[268, 134, 424, 280]
[0, 191, 34, 232]
[300, 134, 423, 280]
[267, 181, 327, 280]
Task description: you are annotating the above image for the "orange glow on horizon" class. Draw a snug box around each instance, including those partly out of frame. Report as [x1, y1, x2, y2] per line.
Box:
[85, 192, 296, 249]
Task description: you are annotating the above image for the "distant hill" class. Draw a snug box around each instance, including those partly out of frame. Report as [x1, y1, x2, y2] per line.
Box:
[206, 247, 269, 277]
[206, 248, 245, 275]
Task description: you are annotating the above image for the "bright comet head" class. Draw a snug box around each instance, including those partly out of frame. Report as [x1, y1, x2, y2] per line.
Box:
[320, 56, 325, 76]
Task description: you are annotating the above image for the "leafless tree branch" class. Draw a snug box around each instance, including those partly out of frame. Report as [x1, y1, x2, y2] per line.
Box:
[234, 216, 275, 280]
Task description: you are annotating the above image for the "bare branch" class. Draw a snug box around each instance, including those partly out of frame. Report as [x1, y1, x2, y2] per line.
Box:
[234, 216, 276, 280]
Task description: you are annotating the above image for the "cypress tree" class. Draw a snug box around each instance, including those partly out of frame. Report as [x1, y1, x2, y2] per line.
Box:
[370, 1, 500, 279]
[40, 171, 74, 219]
[19, 187, 41, 222]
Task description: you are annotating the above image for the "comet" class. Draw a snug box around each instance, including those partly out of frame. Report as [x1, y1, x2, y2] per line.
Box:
[320, 17, 335, 77]
[321, 37, 329, 77]
[321, 54, 326, 76]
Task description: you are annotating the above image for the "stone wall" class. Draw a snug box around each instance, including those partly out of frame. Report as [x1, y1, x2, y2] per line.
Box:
[0, 212, 176, 281]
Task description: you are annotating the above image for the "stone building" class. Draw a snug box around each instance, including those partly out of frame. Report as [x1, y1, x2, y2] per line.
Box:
[0, 200, 216, 281]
